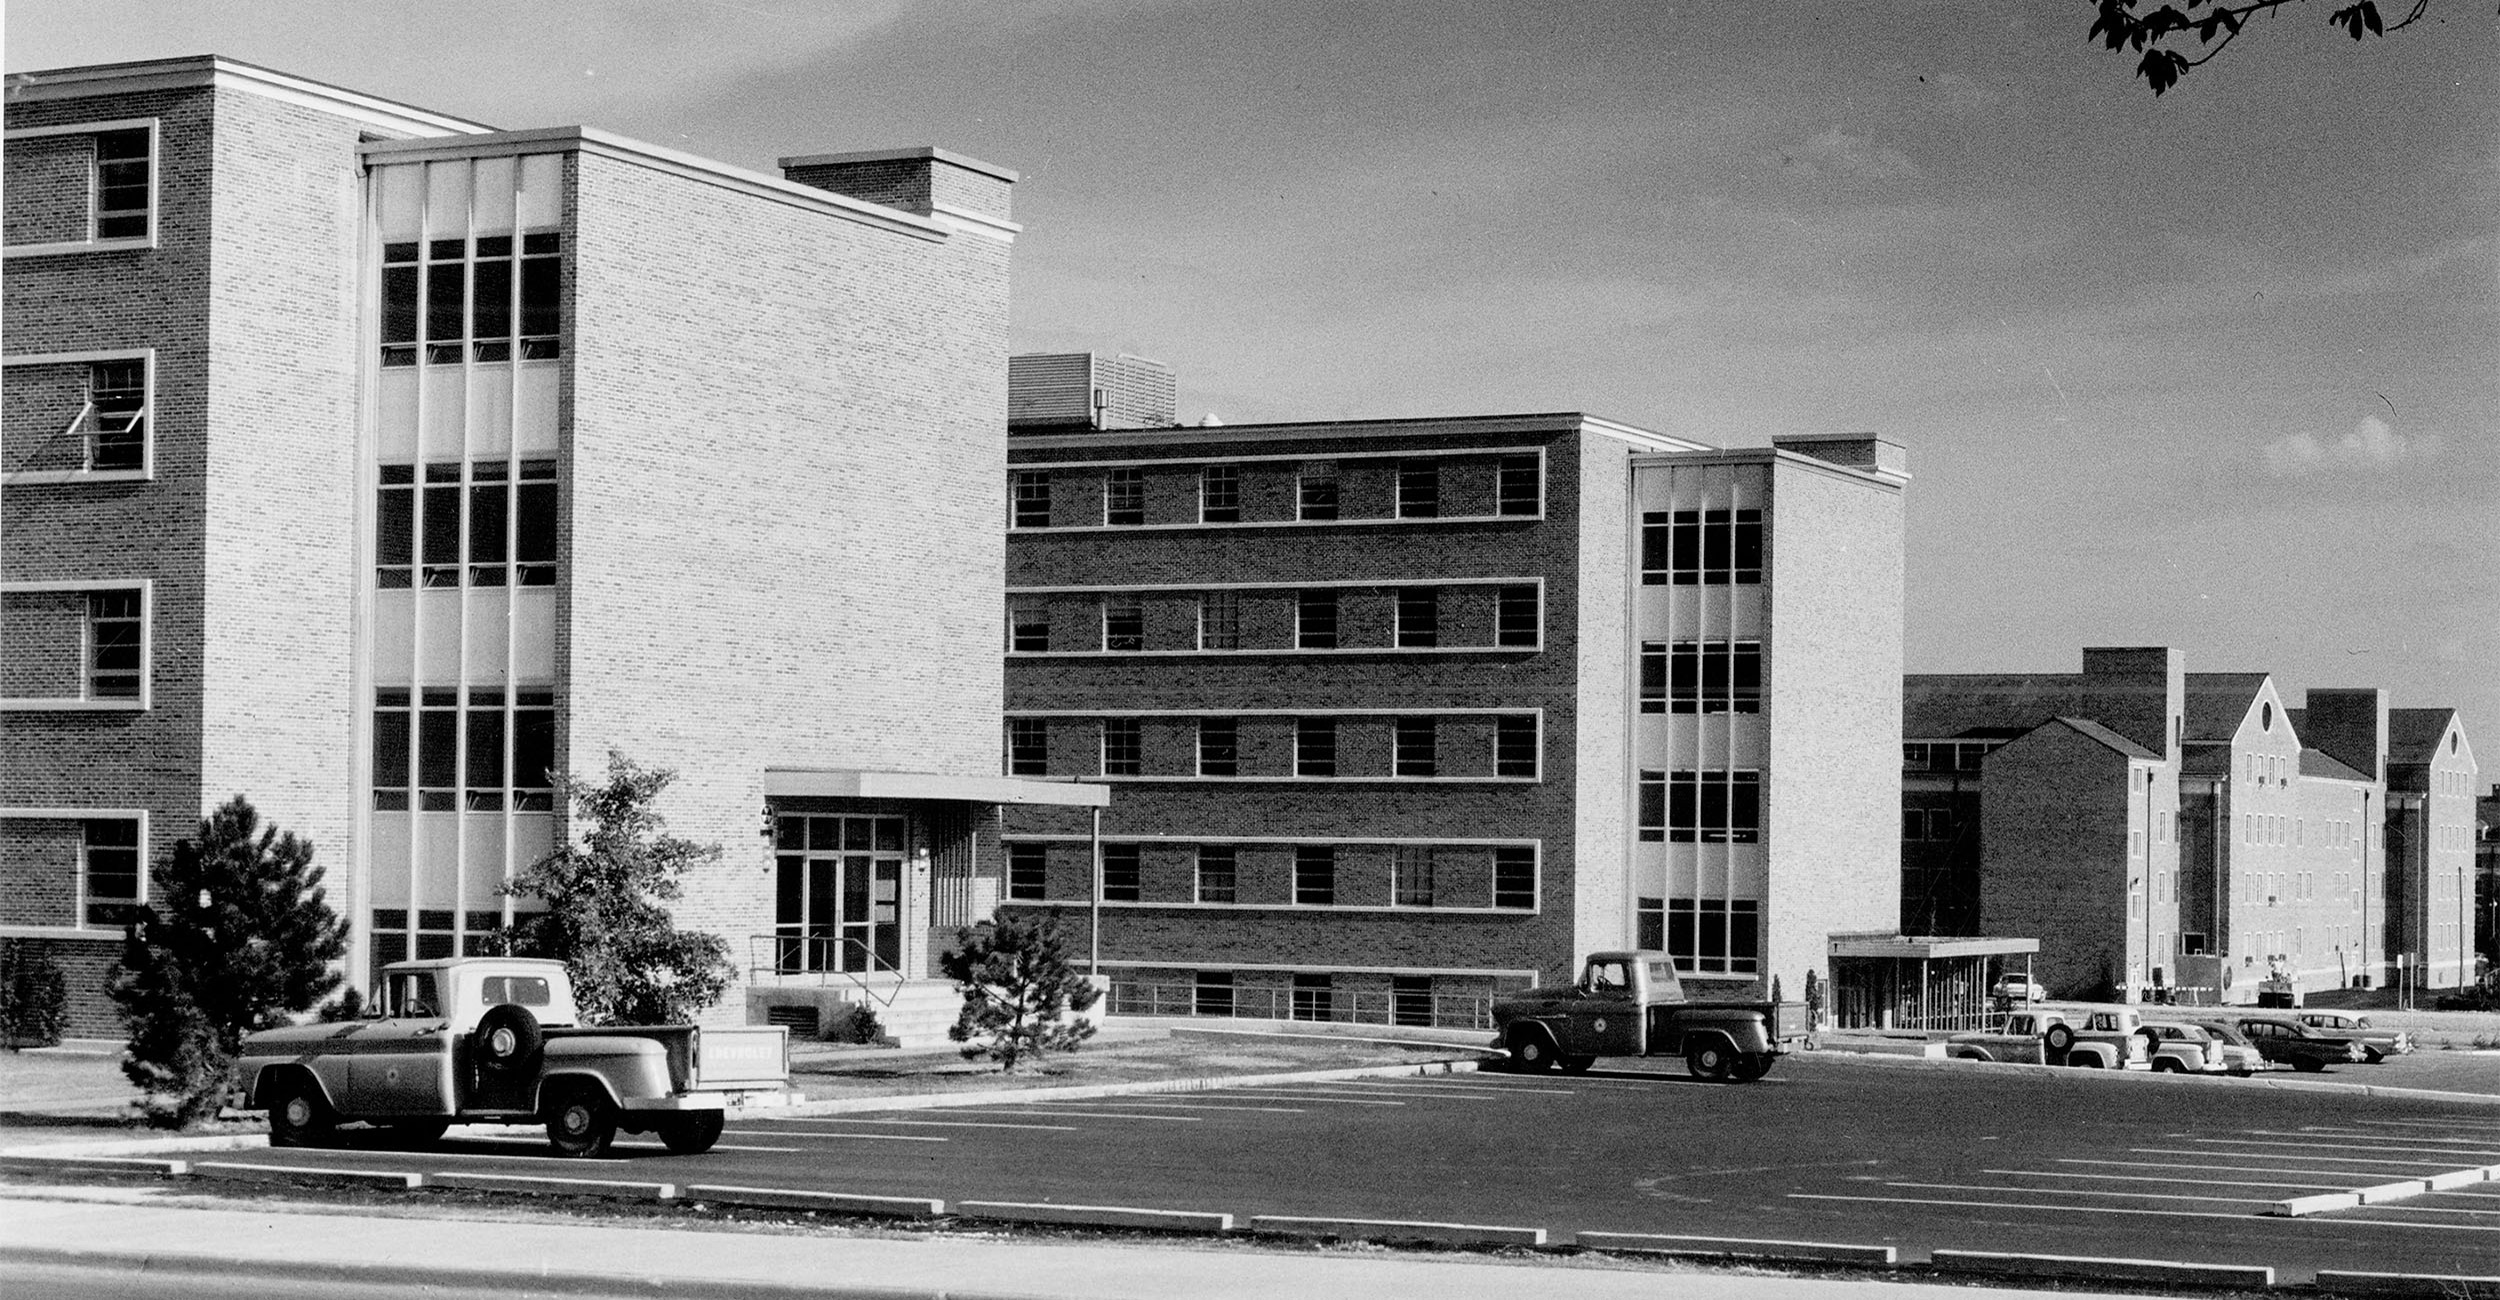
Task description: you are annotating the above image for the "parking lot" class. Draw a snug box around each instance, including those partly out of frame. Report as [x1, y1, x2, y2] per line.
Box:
[85, 1050, 2500, 1284]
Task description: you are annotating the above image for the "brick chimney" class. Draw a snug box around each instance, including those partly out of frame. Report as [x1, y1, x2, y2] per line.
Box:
[778, 147, 1015, 226]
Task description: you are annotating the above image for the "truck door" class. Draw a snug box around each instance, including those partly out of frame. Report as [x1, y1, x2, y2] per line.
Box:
[349, 969, 454, 1115]
[1565, 957, 1642, 1057]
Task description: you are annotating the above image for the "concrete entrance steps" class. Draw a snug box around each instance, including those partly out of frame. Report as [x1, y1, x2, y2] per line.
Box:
[848, 979, 968, 1048]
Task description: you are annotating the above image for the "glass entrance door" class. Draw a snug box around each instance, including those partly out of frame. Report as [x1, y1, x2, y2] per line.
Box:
[774, 816, 905, 974]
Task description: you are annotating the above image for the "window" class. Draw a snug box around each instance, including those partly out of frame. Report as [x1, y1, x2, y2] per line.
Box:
[1008, 718, 1048, 775]
[1007, 844, 1047, 900]
[86, 590, 142, 699]
[1494, 847, 1536, 909]
[1903, 808, 1955, 842]
[1392, 976, 1434, 1027]
[373, 685, 554, 812]
[1296, 589, 1338, 649]
[1104, 467, 1145, 525]
[1498, 454, 1540, 515]
[1496, 716, 1538, 778]
[378, 459, 554, 589]
[1196, 845, 1237, 903]
[1666, 898, 1761, 974]
[1395, 717, 1437, 777]
[1397, 459, 1440, 518]
[1393, 846, 1436, 907]
[1652, 641, 1763, 714]
[1194, 970, 1234, 1017]
[1008, 601, 1049, 652]
[1101, 718, 1142, 776]
[1011, 470, 1051, 528]
[1649, 770, 1761, 843]
[1496, 586, 1538, 647]
[1292, 973, 1334, 1022]
[1102, 843, 1141, 902]
[1640, 509, 1762, 585]
[1396, 587, 1439, 648]
[1298, 461, 1339, 520]
[1902, 742, 1930, 770]
[379, 230, 561, 366]
[1102, 598, 1144, 651]
[1200, 465, 1240, 523]
[1295, 845, 1336, 904]
[1296, 718, 1337, 777]
[83, 359, 147, 472]
[1198, 591, 1240, 651]
[82, 818, 142, 926]
[1197, 717, 1238, 776]
[92, 128, 152, 240]
[1637, 896, 1665, 951]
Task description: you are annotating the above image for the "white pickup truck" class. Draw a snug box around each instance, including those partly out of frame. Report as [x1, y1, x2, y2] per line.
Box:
[1947, 1007, 2153, 1070]
[235, 957, 792, 1157]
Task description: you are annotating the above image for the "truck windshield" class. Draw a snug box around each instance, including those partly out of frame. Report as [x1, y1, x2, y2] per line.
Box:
[388, 972, 440, 1019]
[1584, 961, 1630, 993]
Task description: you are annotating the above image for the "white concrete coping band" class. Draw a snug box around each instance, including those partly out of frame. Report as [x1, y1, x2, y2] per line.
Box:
[192, 1162, 423, 1191]
[1929, 1248, 2273, 1288]
[2314, 1270, 2500, 1295]
[956, 1200, 1234, 1233]
[2427, 1167, 2490, 1191]
[684, 1185, 945, 1218]
[1249, 1214, 1547, 1247]
[0, 1154, 188, 1177]
[1573, 1231, 1895, 1265]
[2267, 1191, 2362, 1217]
[2357, 1179, 2431, 1205]
[428, 1172, 676, 1201]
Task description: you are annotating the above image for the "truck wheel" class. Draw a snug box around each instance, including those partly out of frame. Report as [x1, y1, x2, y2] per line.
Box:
[2292, 1057, 2325, 1073]
[2042, 1023, 2076, 1055]
[2071, 1052, 2104, 1069]
[267, 1075, 336, 1148]
[1559, 1056, 1597, 1074]
[1508, 1029, 1558, 1072]
[659, 1111, 726, 1155]
[2150, 1058, 2181, 1074]
[544, 1085, 618, 1158]
[1730, 1053, 1772, 1082]
[1686, 1040, 1734, 1082]
[472, 1004, 545, 1079]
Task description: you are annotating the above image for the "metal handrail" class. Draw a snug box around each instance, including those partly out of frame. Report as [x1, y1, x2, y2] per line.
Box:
[747, 933, 909, 1008]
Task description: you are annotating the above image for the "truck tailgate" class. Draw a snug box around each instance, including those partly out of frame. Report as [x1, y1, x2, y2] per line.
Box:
[1772, 1002, 1812, 1043]
[695, 1026, 789, 1088]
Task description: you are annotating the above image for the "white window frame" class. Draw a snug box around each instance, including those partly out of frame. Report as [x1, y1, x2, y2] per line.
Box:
[4, 118, 161, 257]
[2, 348, 156, 484]
[1004, 445, 1550, 531]
[996, 833, 1541, 915]
[0, 808, 149, 936]
[1010, 576, 1544, 657]
[0, 578, 153, 710]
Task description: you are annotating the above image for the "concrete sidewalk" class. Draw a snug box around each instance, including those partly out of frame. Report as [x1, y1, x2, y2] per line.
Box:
[0, 1187, 2143, 1300]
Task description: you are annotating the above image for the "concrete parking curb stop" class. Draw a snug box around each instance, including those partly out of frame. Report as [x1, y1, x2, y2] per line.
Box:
[430, 1171, 678, 1201]
[192, 1161, 423, 1191]
[2312, 1269, 2500, 1296]
[2266, 1190, 2361, 1216]
[956, 1200, 1234, 1233]
[1248, 1214, 1546, 1247]
[0, 1244, 1063, 1300]
[685, 1184, 945, 1218]
[1572, 1231, 1896, 1266]
[0, 1154, 188, 1178]
[0, 1132, 271, 1158]
[1928, 1249, 2273, 1289]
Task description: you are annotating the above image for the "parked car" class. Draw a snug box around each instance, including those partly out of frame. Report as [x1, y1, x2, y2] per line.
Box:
[2222, 1015, 2364, 1073]
[2138, 1021, 2230, 1074]
[2295, 1011, 2413, 1063]
[2172, 1018, 2273, 1075]
[1947, 1007, 2151, 1070]
[1989, 973, 2047, 1004]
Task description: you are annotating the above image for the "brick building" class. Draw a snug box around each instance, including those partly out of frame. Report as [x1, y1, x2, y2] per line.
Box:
[994, 356, 1908, 1023]
[3, 55, 1093, 1035]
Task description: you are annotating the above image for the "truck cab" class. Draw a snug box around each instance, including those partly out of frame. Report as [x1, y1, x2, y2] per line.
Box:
[1489, 950, 1806, 1082]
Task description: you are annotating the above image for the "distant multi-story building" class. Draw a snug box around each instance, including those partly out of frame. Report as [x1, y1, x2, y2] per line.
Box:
[2385, 707, 2479, 989]
[3, 55, 1093, 1036]
[994, 355, 1908, 1023]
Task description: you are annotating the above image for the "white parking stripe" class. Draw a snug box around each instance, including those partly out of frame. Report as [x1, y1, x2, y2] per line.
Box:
[1989, 1169, 2350, 1191]
[2067, 1159, 2412, 1181]
[1104, 1100, 1309, 1113]
[1886, 1181, 2270, 1206]
[767, 1117, 1078, 1133]
[2131, 1148, 2454, 1170]
[717, 1130, 948, 1143]
[2187, 1137, 2500, 1160]
[2223, 1132, 2500, 1157]
[2353, 1204, 2500, 1218]
[1326, 1084, 1545, 1097]
[454, 1137, 808, 1154]
[1218, 1092, 1406, 1105]
[972, 1107, 1203, 1121]
[1786, 1193, 2257, 1223]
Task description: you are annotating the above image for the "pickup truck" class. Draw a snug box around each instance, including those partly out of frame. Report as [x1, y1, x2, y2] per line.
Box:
[235, 957, 793, 1157]
[1488, 951, 1808, 1082]
[1947, 1008, 2153, 1070]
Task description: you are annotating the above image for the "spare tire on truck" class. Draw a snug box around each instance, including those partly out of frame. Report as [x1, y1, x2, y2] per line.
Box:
[471, 1003, 544, 1079]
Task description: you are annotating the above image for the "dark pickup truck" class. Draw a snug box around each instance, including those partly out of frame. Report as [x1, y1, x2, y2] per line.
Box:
[1490, 950, 1810, 1081]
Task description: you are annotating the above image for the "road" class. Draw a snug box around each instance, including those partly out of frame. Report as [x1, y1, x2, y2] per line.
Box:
[134, 1053, 2500, 1283]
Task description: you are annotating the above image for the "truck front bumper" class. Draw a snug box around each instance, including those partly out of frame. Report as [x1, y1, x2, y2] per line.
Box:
[618, 1087, 800, 1113]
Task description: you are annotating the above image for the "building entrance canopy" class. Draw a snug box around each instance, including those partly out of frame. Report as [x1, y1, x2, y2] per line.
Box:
[763, 768, 1110, 807]
[1828, 932, 2039, 1033]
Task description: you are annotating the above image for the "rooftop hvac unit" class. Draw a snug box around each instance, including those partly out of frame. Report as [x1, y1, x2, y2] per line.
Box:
[1008, 353, 1175, 431]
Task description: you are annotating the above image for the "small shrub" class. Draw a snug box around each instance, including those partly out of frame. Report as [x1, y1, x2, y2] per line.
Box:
[834, 1002, 884, 1045]
[1, 942, 69, 1049]
[942, 911, 1100, 1072]
[316, 987, 367, 1023]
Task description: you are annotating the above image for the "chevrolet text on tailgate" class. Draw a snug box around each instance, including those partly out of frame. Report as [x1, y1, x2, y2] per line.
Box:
[1489, 950, 1808, 1081]
[236, 957, 793, 1157]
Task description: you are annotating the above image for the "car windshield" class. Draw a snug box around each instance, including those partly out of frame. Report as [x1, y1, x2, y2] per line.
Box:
[2197, 1023, 2252, 1046]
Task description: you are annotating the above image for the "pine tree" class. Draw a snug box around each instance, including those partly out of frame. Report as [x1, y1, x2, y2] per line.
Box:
[110, 797, 348, 1127]
[941, 910, 1101, 1071]
[496, 751, 733, 1025]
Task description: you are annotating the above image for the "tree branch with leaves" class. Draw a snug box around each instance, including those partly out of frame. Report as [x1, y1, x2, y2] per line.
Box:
[2089, 0, 2439, 94]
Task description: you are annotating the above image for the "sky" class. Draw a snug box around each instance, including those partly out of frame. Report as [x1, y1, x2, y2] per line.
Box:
[12, 1, 2495, 747]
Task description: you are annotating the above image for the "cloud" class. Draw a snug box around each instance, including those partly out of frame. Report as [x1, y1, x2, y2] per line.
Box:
[2261, 415, 2436, 477]
[1778, 127, 1919, 180]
